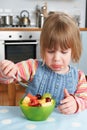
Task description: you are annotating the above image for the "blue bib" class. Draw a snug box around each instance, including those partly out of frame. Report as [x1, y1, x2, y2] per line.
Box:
[26, 61, 78, 106]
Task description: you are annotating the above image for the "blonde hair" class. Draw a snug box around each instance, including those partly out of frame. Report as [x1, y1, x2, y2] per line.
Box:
[40, 12, 82, 63]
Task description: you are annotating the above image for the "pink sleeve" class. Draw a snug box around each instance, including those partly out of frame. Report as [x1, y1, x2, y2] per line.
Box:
[74, 70, 87, 112]
[16, 59, 38, 81]
[0, 59, 38, 84]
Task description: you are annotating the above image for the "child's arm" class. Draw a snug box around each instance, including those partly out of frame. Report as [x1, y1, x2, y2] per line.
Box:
[74, 70, 87, 112]
[16, 59, 38, 81]
[0, 59, 38, 84]
[58, 70, 87, 114]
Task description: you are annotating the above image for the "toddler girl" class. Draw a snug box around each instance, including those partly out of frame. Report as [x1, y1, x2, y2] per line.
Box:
[0, 12, 87, 114]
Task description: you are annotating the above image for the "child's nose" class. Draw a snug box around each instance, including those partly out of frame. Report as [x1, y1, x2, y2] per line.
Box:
[54, 52, 61, 61]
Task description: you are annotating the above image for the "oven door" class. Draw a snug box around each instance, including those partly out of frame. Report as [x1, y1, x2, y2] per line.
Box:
[5, 41, 38, 63]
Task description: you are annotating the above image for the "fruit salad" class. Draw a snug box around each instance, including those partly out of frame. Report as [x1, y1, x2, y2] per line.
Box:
[22, 93, 55, 107]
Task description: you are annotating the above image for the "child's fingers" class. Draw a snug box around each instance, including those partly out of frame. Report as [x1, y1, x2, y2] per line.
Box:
[64, 88, 70, 98]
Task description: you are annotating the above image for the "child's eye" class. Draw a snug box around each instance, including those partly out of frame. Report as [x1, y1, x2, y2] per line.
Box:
[61, 51, 68, 54]
[47, 50, 55, 53]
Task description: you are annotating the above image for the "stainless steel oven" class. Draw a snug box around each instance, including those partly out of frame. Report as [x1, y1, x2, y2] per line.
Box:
[0, 31, 41, 63]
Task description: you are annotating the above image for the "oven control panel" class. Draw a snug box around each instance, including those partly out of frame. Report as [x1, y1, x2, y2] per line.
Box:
[0, 31, 41, 41]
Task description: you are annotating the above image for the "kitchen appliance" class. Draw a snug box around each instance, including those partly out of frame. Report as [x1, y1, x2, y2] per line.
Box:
[17, 10, 30, 26]
[38, 13, 45, 28]
[35, 3, 47, 28]
[0, 15, 13, 26]
[0, 31, 41, 63]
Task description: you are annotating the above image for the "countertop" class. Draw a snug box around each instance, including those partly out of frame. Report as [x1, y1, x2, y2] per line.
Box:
[0, 27, 87, 31]
[0, 27, 42, 31]
[0, 106, 87, 130]
[80, 28, 87, 31]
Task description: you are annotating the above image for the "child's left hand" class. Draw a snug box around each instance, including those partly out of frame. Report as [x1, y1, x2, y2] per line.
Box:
[58, 88, 78, 114]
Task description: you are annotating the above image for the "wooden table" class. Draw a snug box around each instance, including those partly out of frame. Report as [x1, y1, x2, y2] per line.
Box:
[0, 82, 25, 106]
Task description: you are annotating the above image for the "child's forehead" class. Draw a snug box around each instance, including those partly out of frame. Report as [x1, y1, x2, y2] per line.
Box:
[47, 45, 70, 51]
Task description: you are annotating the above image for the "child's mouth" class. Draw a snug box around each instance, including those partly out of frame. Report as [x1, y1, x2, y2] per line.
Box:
[51, 64, 63, 69]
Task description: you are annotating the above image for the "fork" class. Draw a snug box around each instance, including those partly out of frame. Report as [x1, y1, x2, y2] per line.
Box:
[0, 75, 28, 88]
[12, 75, 28, 88]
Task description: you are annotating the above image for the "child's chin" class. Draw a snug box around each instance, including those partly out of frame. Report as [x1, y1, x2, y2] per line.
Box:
[52, 68, 62, 72]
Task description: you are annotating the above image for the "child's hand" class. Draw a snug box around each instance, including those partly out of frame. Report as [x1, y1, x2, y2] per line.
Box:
[0, 60, 18, 79]
[58, 88, 78, 114]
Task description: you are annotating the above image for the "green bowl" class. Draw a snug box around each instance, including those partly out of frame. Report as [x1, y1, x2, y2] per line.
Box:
[19, 99, 55, 121]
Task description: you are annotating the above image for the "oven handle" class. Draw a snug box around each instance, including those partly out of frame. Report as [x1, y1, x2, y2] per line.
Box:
[4, 41, 38, 45]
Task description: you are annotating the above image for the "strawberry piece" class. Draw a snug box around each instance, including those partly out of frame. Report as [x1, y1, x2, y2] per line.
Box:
[25, 93, 42, 107]
[29, 99, 40, 106]
[27, 93, 37, 100]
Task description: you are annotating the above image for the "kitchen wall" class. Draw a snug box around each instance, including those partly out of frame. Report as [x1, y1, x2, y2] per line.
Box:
[0, 0, 86, 27]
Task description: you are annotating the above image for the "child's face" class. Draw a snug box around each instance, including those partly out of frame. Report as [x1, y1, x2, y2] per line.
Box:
[45, 47, 71, 74]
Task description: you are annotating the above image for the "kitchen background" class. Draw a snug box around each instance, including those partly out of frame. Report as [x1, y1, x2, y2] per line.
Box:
[0, 0, 87, 106]
[0, 0, 86, 27]
[0, 0, 87, 74]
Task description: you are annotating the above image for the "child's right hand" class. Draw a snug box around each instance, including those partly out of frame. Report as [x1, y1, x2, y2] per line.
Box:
[0, 60, 18, 79]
